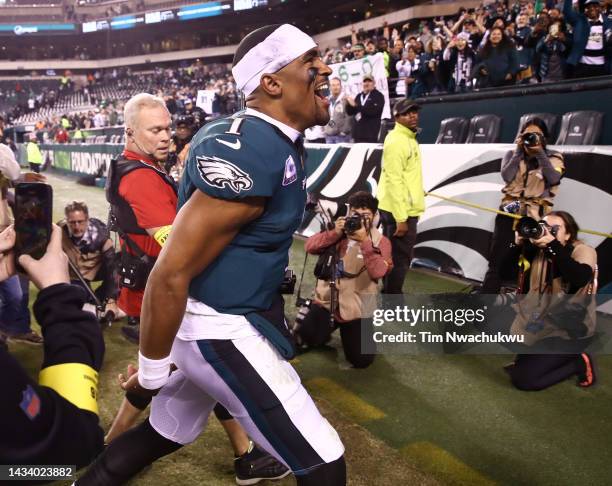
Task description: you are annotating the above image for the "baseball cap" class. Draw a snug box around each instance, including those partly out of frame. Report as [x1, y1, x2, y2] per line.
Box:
[393, 99, 421, 117]
[584, 0, 600, 5]
[176, 114, 194, 126]
[352, 43, 365, 51]
[362, 74, 374, 82]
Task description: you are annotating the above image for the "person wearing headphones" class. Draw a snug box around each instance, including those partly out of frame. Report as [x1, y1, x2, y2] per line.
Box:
[106, 93, 177, 345]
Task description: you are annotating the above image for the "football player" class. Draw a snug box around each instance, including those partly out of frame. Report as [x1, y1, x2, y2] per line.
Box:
[77, 24, 346, 486]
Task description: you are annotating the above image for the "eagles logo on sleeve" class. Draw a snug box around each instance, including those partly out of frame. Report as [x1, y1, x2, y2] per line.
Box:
[196, 155, 254, 194]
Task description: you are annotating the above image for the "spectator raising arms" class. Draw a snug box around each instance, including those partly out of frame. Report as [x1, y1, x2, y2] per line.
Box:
[536, 20, 571, 83]
[444, 33, 476, 92]
[473, 26, 519, 88]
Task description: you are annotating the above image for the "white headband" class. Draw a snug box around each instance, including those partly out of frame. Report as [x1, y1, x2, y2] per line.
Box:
[232, 24, 317, 96]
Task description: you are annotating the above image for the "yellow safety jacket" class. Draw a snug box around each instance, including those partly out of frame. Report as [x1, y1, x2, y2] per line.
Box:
[377, 122, 425, 222]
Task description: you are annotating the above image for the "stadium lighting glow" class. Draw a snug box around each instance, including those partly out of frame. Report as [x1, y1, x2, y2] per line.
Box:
[110, 15, 145, 29]
[177, 2, 230, 20]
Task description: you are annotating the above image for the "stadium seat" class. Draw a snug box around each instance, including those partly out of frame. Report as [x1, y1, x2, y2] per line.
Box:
[435, 117, 469, 144]
[555, 110, 604, 145]
[515, 113, 559, 143]
[377, 119, 395, 143]
[466, 114, 502, 143]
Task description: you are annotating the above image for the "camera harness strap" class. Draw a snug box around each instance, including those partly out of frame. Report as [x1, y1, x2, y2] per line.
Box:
[106, 155, 177, 263]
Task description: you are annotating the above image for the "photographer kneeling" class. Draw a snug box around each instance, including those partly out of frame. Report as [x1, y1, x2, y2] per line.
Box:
[60, 201, 121, 320]
[297, 192, 392, 368]
[504, 211, 597, 391]
[481, 117, 565, 293]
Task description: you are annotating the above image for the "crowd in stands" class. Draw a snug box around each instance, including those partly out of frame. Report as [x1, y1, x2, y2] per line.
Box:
[324, 0, 611, 96]
[1, 62, 237, 139]
[0, 0, 610, 139]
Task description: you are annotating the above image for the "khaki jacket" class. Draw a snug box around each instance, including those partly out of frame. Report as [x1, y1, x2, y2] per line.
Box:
[314, 228, 387, 321]
[501, 151, 564, 219]
[511, 241, 597, 345]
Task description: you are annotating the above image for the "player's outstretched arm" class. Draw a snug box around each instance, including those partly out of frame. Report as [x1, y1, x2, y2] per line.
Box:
[139, 190, 264, 362]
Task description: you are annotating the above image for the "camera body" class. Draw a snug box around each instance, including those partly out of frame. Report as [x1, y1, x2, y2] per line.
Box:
[517, 216, 558, 240]
[521, 132, 541, 147]
[344, 213, 364, 234]
[280, 268, 297, 295]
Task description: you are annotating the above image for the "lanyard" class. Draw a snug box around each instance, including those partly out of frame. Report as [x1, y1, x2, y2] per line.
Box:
[360, 92, 371, 106]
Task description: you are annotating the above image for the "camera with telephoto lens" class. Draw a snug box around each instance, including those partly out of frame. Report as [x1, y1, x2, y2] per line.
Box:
[517, 216, 558, 240]
[344, 213, 364, 234]
[521, 132, 541, 147]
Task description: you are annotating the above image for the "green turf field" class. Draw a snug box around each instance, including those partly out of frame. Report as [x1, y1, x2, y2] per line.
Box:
[8, 173, 612, 486]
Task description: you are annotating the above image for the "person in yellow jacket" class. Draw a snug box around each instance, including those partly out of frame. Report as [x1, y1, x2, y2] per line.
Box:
[26, 134, 43, 173]
[377, 99, 425, 294]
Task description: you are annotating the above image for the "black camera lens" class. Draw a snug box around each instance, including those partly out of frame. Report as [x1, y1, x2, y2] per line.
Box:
[344, 214, 363, 233]
[517, 217, 544, 239]
[521, 132, 540, 147]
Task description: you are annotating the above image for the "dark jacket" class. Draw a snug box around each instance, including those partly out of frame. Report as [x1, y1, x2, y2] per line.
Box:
[474, 45, 520, 87]
[536, 36, 570, 80]
[513, 25, 535, 70]
[345, 88, 385, 143]
[419, 50, 448, 94]
[564, 0, 612, 68]
[0, 284, 105, 466]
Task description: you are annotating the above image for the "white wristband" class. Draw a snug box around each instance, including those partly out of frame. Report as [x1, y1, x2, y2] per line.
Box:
[138, 351, 172, 390]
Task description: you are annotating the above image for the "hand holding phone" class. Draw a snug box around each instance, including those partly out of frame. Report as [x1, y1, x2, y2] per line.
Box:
[18, 224, 70, 290]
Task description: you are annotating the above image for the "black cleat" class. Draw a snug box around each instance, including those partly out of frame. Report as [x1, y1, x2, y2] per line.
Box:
[234, 442, 291, 485]
[121, 324, 140, 344]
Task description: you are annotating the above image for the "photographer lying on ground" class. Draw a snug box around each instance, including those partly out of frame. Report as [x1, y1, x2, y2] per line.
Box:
[60, 200, 122, 321]
[295, 192, 392, 368]
[502, 211, 598, 391]
[0, 224, 105, 467]
[481, 117, 565, 293]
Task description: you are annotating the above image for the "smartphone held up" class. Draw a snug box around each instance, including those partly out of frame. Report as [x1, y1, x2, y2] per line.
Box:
[14, 183, 53, 262]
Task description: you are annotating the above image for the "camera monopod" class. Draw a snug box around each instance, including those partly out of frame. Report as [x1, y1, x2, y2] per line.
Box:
[328, 251, 338, 328]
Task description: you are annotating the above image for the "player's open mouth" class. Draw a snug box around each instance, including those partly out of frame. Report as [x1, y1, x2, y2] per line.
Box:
[314, 82, 330, 100]
[314, 83, 330, 110]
